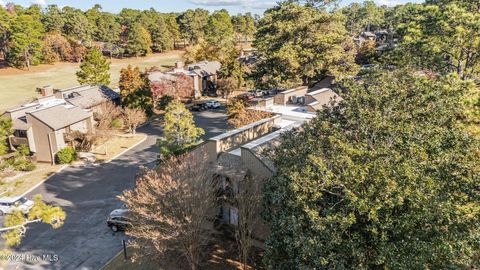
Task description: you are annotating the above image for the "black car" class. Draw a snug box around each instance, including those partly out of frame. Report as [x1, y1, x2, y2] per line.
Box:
[107, 209, 131, 232]
[190, 103, 207, 111]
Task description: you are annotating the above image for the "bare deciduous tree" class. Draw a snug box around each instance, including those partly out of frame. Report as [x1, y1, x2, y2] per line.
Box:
[235, 174, 263, 270]
[95, 101, 122, 132]
[119, 152, 217, 270]
[217, 77, 238, 100]
[122, 107, 146, 134]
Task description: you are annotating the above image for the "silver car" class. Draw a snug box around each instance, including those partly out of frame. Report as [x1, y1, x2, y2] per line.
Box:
[0, 197, 34, 215]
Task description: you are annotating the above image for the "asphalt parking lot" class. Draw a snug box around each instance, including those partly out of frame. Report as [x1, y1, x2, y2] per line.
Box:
[2, 109, 230, 270]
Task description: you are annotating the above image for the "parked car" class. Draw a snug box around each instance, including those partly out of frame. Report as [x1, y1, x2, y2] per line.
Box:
[190, 103, 207, 111]
[107, 209, 131, 232]
[0, 196, 34, 215]
[205, 100, 221, 109]
[236, 93, 254, 101]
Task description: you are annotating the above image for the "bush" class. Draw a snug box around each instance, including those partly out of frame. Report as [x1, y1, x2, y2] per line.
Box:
[110, 118, 123, 129]
[157, 95, 175, 111]
[17, 144, 30, 156]
[13, 158, 36, 171]
[56, 146, 77, 164]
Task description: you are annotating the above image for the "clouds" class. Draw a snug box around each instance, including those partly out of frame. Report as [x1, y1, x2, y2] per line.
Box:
[0, 0, 4, 6]
[31, 0, 47, 6]
[190, 0, 276, 10]
[375, 0, 403, 6]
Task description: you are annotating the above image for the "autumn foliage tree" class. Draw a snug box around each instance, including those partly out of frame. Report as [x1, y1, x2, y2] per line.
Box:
[119, 65, 154, 115]
[119, 152, 216, 270]
[227, 99, 273, 128]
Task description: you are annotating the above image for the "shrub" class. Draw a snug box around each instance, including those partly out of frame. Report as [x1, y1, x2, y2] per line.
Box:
[157, 95, 175, 111]
[17, 144, 30, 156]
[56, 146, 77, 164]
[13, 158, 36, 171]
[110, 118, 123, 129]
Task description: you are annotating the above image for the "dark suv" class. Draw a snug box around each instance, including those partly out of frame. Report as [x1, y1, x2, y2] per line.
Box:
[107, 209, 131, 232]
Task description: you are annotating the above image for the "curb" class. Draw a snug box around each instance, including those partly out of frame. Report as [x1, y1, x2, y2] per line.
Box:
[20, 134, 147, 197]
[102, 135, 148, 164]
[20, 164, 69, 197]
[99, 248, 124, 270]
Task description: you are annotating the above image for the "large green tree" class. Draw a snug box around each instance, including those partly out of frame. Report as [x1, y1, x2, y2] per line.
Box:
[76, 47, 111, 85]
[7, 14, 44, 69]
[0, 6, 13, 59]
[253, 2, 358, 89]
[263, 69, 480, 269]
[178, 8, 209, 45]
[41, 5, 65, 33]
[62, 7, 91, 41]
[387, 2, 480, 80]
[205, 9, 234, 46]
[125, 23, 152, 57]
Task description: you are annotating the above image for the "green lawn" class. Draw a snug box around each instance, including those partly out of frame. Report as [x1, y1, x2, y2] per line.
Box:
[0, 51, 184, 112]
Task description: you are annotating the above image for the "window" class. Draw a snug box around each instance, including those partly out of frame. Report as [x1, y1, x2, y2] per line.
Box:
[230, 208, 238, 226]
[14, 130, 27, 138]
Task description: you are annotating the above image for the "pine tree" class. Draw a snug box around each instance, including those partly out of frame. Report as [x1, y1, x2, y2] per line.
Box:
[125, 23, 152, 57]
[7, 14, 44, 69]
[76, 47, 111, 85]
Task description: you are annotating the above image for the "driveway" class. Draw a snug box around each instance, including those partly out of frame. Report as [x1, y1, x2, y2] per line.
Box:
[4, 109, 229, 270]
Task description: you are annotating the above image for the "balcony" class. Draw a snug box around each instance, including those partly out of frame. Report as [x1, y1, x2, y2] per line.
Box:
[9, 136, 28, 147]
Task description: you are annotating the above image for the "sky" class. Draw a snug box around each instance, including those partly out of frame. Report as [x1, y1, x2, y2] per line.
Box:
[1, 0, 424, 15]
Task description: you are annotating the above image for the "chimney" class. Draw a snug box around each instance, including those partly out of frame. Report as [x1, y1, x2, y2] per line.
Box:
[38, 85, 54, 97]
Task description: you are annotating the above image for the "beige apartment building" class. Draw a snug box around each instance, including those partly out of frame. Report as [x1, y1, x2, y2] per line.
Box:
[189, 106, 313, 241]
[3, 84, 118, 163]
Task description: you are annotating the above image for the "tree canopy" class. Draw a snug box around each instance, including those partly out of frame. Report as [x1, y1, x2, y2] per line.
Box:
[76, 47, 111, 85]
[252, 2, 358, 89]
[263, 69, 480, 269]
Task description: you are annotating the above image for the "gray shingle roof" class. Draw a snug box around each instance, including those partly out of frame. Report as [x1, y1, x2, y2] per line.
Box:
[63, 85, 119, 109]
[27, 105, 92, 130]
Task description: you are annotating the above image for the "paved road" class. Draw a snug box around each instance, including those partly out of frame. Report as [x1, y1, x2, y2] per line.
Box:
[4, 109, 229, 270]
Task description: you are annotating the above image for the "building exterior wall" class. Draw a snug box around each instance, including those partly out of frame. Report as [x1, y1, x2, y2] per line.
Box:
[54, 129, 66, 150]
[26, 128, 36, 153]
[273, 86, 308, 105]
[211, 116, 280, 154]
[240, 148, 274, 180]
[70, 119, 88, 133]
[25, 114, 55, 163]
[305, 90, 339, 106]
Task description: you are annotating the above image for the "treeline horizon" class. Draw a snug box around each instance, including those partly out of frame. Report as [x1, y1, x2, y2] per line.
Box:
[0, 3, 257, 69]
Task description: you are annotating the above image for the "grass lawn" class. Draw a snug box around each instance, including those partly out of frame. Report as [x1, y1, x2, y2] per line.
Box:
[0, 51, 184, 112]
[92, 133, 147, 162]
[0, 163, 64, 196]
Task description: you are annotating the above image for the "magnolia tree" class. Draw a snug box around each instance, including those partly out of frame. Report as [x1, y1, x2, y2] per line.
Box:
[263, 69, 480, 269]
[119, 152, 216, 270]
